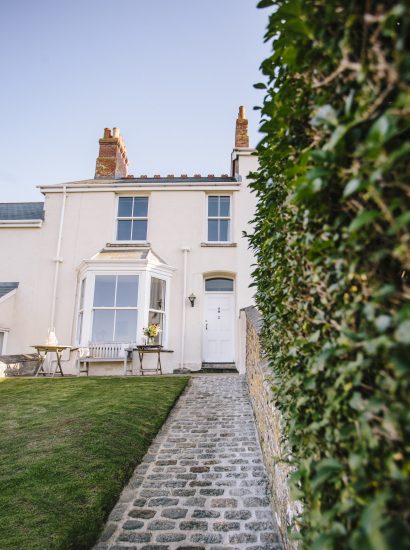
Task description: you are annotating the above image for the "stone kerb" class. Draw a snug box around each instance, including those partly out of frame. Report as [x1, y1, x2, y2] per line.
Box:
[243, 307, 301, 549]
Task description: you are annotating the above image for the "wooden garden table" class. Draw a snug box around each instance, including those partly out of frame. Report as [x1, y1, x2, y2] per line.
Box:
[32, 345, 71, 377]
[135, 345, 163, 375]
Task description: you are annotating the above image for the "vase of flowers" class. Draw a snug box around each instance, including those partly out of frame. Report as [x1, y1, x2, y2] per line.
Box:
[143, 323, 161, 345]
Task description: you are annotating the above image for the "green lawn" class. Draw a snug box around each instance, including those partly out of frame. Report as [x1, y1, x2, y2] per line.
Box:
[0, 376, 189, 550]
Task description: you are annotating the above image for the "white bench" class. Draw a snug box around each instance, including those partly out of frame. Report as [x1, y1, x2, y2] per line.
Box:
[78, 343, 134, 376]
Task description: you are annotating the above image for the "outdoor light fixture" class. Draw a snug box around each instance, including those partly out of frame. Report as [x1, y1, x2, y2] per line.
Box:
[188, 293, 196, 307]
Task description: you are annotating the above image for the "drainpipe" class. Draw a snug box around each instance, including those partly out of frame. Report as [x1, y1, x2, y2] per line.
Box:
[49, 185, 67, 334]
[180, 246, 190, 369]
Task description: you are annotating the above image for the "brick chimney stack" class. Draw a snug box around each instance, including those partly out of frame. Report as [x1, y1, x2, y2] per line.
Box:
[95, 127, 128, 179]
[234, 106, 249, 148]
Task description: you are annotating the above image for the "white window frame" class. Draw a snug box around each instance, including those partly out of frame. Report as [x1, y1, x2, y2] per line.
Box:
[206, 194, 232, 243]
[91, 274, 140, 344]
[76, 278, 86, 345]
[115, 195, 149, 243]
[148, 275, 167, 346]
[0, 328, 9, 355]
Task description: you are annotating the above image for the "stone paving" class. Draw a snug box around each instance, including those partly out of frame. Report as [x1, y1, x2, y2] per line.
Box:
[94, 374, 283, 550]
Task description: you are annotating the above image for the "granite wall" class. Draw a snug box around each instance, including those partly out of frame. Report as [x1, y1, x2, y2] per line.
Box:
[242, 307, 301, 549]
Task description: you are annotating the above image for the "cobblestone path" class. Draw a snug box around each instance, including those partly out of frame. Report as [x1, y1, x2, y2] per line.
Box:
[94, 375, 283, 550]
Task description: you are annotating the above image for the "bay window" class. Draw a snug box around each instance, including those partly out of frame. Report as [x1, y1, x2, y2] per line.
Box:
[91, 275, 139, 342]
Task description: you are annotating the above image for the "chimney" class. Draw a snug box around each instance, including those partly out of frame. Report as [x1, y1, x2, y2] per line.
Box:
[95, 127, 128, 179]
[234, 106, 249, 148]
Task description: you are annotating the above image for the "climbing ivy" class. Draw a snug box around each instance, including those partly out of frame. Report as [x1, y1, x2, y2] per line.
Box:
[248, 1, 410, 547]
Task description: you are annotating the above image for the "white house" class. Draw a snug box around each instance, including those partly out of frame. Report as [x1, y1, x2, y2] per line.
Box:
[0, 107, 258, 375]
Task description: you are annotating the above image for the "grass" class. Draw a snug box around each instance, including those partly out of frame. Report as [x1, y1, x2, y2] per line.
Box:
[0, 376, 189, 550]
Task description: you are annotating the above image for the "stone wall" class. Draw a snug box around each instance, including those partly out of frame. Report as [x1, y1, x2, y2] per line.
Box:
[242, 307, 301, 549]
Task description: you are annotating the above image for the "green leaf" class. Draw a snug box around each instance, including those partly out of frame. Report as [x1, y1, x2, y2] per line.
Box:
[374, 315, 392, 333]
[394, 321, 410, 344]
[312, 458, 343, 490]
[254, 82, 267, 89]
[343, 178, 361, 197]
[257, 0, 274, 8]
[348, 210, 380, 232]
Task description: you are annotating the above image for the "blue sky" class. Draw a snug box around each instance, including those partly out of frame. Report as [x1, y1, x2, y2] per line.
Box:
[0, 1, 270, 202]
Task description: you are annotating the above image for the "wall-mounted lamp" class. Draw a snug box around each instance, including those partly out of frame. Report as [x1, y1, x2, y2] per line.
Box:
[188, 293, 196, 307]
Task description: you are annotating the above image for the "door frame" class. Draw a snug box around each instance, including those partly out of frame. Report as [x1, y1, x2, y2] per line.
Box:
[202, 276, 236, 363]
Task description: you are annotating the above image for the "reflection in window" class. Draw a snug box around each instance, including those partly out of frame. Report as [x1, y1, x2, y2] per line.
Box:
[117, 197, 148, 241]
[149, 277, 166, 344]
[207, 196, 230, 242]
[91, 275, 139, 342]
[205, 278, 234, 292]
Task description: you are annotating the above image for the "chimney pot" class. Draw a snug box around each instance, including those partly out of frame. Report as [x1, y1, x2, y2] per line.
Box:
[239, 106, 246, 119]
[113, 127, 120, 138]
[104, 128, 112, 138]
[194, 174, 201, 178]
[154, 175, 161, 178]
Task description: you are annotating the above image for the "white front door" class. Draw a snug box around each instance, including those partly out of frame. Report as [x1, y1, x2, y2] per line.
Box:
[203, 292, 234, 362]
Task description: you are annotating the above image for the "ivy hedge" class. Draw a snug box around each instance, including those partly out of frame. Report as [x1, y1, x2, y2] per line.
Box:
[249, 1, 410, 548]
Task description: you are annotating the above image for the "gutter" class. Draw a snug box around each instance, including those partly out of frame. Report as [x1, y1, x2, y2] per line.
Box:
[49, 185, 67, 332]
[180, 247, 190, 369]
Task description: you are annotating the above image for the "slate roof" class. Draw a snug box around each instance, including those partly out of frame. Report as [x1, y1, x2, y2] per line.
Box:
[0, 282, 19, 299]
[40, 176, 239, 188]
[0, 202, 44, 220]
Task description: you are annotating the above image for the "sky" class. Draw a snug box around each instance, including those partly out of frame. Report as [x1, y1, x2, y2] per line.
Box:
[0, 0, 270, 202]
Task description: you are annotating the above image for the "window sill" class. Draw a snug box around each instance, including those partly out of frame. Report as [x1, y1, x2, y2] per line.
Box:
[201, 242, 237, 248]
[106, 242, 150, 248]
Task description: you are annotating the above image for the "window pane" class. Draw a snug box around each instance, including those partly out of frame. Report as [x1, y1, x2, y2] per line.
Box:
[116, 275, 139, 307]
[118, 197, 133, 217]
[148, 311, 163, 344]
[133, 197, 148, 217]
[208, 220, 218, 241]
[150, 278, 165, 311]
[94, 275, 116, 306]
[220, 196, 230, 217]
[0, 332, 4, 354]
[115, 310, 138, 342]
[205, 278, 234, 292]
[208, 196, 219, 217]
[219, 219, 229, 242]
[132, 219, 147, 240]
[117, 220, 132, 240]
[92, 310, 114, 342]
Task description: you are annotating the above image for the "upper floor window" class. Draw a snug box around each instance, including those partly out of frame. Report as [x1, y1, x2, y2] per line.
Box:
[117, 197, 148, 241]
[207, 196, 230, 242]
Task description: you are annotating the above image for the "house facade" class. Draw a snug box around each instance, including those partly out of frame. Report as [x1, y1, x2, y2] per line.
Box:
[0, 107, 258, 374]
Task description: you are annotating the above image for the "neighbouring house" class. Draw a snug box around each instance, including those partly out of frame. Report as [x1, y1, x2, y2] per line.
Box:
[0, 107, 258, 375]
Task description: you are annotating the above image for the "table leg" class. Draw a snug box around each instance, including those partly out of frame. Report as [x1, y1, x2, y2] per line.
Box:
[52, 351, 64, 377]
[35, 352, 47, 376]
[138, 351, 144, 375]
